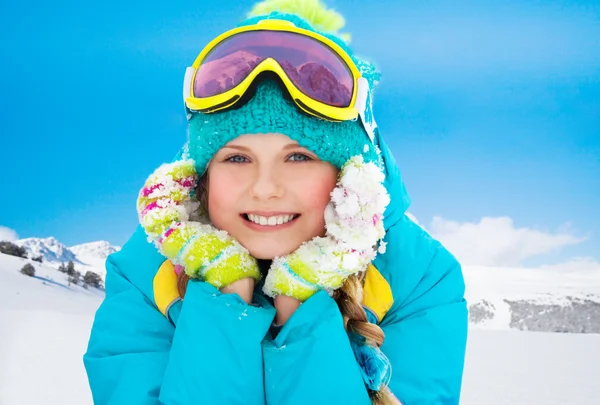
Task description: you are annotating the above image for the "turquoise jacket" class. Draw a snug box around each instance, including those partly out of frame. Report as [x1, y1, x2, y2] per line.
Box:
[83, 130, 468, 404]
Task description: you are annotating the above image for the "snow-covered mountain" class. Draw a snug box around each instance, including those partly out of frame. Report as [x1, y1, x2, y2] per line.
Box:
[15, 237, 80, 265]
[70, 241, 121, 279]
[464, 265, 600, 333]
[70, 241, 119, 260]
[13, 237, 120, 280]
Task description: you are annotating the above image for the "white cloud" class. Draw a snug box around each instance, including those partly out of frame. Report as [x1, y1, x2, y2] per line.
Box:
[426, 216, 587, 266]
[0, 226, 19, 242]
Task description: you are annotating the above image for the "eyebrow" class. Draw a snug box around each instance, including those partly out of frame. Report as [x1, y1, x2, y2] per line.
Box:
[222, 144, 250, 151]
[223, 143, 302, 152]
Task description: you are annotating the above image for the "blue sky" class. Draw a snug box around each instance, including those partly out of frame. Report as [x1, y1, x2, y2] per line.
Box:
[1, 0, 598, 267]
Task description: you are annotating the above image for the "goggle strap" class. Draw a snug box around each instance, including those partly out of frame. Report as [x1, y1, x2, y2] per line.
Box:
[356, 77, 377, 144]
[183, 67, 195, 120]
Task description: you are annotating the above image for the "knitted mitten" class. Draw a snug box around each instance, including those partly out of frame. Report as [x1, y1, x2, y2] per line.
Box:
[263, 156, 389, 301]
[137, 160, 260, 288]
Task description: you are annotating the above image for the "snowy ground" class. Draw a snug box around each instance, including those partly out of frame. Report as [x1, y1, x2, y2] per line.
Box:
[462, 330, 600, 405]
[0, 254, 103, 405]
[1, 253, 599, 404]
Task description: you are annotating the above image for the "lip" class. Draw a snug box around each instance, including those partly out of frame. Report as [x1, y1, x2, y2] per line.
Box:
[240, 213, 300, 231]
[244, 211, 298, 216]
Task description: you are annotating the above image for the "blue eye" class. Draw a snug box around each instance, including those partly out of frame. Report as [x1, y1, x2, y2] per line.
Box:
[288, 153, 312, 162]
[226, 155, 249, 163]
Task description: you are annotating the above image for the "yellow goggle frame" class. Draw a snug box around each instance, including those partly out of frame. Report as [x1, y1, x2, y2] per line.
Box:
[183, 19, 366, 123]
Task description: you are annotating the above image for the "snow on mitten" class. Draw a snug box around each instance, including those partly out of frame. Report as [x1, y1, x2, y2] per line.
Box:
[262, 237, 363, 301]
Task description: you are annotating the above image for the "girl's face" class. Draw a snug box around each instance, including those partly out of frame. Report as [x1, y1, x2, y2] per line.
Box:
[207, 133, 339, 259]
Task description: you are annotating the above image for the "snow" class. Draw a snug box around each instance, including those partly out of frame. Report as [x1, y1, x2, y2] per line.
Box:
[13, 237, 120, 281]
[1, 252, 599, 404]
[70, 241, 120, 259]
[69, 241, 120, 280]
[0, 253, 104, 405]
[462, 330, 600, 405]
[15, 237, 79, 265]
[464, 264, 600, 332]
[464, 264, 600, 301]
[0, 253, 104, 312]
[1, 309, 96, 404]
[70, 241, 120, 266]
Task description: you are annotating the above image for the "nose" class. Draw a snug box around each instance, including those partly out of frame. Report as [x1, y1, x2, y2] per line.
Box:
[249, 163, 284, 201]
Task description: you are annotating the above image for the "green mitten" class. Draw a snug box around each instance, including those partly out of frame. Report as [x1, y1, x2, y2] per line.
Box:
[263, 156, 390, 301]
[137, 160, 261, 288]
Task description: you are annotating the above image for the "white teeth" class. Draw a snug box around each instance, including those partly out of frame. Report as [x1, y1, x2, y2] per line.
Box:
[247, 214, 296, 226]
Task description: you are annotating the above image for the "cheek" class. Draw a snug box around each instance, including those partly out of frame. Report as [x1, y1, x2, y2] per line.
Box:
[206, 170, 240, 227]
[297, 166, 339, 214]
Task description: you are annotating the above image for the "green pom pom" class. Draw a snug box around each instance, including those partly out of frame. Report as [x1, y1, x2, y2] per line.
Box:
[247, 0, 351, 41]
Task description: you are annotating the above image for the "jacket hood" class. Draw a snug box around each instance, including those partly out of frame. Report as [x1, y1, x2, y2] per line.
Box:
[373, 128, 411, 230]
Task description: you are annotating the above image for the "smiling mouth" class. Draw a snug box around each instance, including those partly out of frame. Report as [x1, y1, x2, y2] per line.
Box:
[242, 213, 301, 227]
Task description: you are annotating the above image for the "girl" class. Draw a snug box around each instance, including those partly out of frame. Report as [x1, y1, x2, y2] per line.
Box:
[84, 2, 468, 404]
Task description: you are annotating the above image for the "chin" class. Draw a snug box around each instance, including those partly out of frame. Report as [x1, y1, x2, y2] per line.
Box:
[245, 242, 298, 260]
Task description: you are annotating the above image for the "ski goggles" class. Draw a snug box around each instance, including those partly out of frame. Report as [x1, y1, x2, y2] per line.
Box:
[183, 19, 373, 123]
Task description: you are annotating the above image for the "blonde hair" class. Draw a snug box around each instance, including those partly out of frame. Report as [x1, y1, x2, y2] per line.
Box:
[176, 173, 398, 405]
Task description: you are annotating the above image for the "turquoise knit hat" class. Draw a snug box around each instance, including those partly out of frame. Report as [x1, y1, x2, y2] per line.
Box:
[184, 9, 383, 172]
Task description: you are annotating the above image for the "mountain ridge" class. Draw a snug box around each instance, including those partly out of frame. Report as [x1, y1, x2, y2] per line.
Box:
[13, 237, 121, 280]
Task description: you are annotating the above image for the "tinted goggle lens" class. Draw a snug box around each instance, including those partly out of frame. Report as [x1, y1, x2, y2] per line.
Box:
[193, 30, 354, 107]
